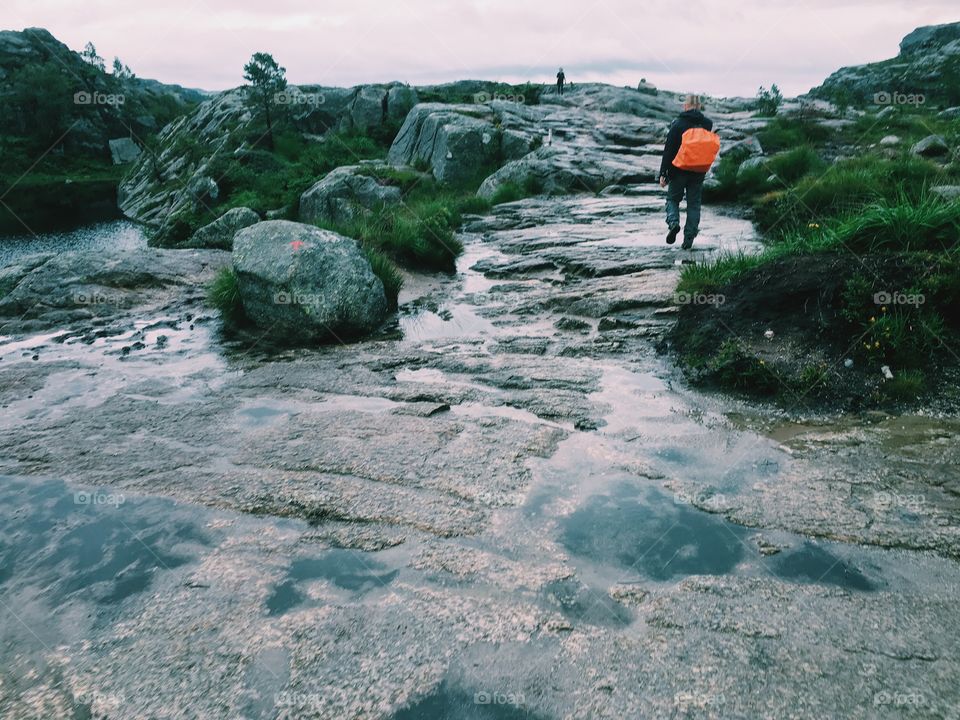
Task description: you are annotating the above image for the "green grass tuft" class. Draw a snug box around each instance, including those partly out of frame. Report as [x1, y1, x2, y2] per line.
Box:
[677, 252, 763, 295]
[363, 248, 404, 310]
[491, 182, 525, 205]
[883, 369, 926, 400]
[830, 194, 960, 254]
[208, 267, 245, 325]
[457, 195, 493, 214]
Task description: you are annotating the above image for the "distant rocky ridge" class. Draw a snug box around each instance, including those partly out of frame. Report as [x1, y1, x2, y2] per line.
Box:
[117, 81, 420, 227]
[809, 21, 960, 106]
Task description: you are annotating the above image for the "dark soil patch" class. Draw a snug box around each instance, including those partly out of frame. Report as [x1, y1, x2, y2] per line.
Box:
[664, 252, 960, 411]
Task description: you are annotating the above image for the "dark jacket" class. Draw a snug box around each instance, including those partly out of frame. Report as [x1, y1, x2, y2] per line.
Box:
[659, 109, 713, 179]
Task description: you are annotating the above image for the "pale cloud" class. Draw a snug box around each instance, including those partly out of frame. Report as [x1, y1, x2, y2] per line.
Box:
[3, 0, 957, 96]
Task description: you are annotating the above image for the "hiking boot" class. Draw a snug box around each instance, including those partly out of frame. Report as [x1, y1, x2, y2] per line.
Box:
[666, 226, 681, 245]
[681, 236, 695, 250]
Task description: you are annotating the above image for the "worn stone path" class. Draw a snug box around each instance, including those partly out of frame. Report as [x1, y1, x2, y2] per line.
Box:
[1, 189, 959, 719]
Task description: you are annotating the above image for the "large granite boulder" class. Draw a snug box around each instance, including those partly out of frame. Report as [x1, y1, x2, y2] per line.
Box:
[476, 145, 655, 200]
[539, 83, 678, 120]
[350, 85, 388, 133]
[900, 21, 960, 55]
[388, 103, 503, 185]
[185, 207, 260, 250]
[737, 156, 768, 178]
[386, 84, 419, 122]
[720, 136, 763, 159]
[299, 166, 403, 225]
[232, 221, 387, 342]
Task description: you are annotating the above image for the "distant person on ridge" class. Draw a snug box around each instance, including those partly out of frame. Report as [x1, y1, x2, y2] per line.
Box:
[658, 94, 720, 250]
[556, 68, 566, 96]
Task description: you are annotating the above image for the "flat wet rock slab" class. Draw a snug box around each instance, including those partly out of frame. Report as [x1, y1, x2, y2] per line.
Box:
[3, 191, 960, 718]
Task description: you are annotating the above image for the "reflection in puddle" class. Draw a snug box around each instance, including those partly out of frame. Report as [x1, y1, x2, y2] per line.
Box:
[319, 394, 399, 413]
[400, 306, 496, 343]
[562, 485, 745, 580]
[238, 406, 290, 428]
[0, 477, 205, 608]
[266, 549, 399, 616]
[560, 483, 878, 591]
[771, 542, 874, 591]
[452, 402, 570, 430]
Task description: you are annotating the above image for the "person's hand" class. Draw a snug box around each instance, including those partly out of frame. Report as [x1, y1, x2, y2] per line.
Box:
[659, 176, 668, 188]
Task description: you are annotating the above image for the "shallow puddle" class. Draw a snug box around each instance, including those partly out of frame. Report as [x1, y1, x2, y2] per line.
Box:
[561, 484, 746, 580]
[266, 549, 400, 615]
[770, 542, 874, 591]
[0, 477, 206, 609]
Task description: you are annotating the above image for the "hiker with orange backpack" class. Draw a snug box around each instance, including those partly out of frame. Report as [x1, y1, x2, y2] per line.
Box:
[658, 94, 720, 250]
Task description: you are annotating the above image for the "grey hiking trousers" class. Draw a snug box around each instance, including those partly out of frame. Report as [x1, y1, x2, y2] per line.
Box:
[665, 171, 705, 242]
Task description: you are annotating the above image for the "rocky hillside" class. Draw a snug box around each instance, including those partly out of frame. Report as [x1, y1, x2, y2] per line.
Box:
[809, 21, 960, 107]
[118, 82, 419, 226]
[0, 27, 205, 233]
[119, 80, 760, 238]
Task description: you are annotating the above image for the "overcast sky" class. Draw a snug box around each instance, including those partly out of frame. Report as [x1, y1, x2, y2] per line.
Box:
[5, 0, 957, 96]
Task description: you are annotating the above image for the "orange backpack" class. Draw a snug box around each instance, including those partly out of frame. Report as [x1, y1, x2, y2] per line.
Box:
[672, 128, 721, 173]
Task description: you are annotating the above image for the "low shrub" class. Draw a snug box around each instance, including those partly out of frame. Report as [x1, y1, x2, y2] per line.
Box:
[757, 117, 831, 153]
